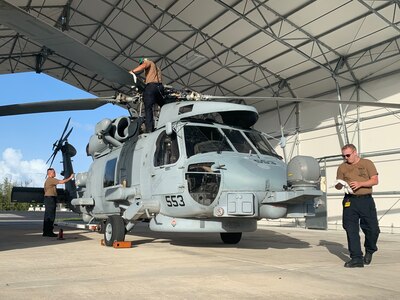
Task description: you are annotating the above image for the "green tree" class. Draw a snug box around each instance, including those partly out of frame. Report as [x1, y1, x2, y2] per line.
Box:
[0, 177, 30, 211]
[0, 177, 12, 210]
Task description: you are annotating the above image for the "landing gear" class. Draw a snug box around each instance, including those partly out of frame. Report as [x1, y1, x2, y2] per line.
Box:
[220, 232, 242, 244]
[98, 219, 106, 234]
[104, 215, 125, 246]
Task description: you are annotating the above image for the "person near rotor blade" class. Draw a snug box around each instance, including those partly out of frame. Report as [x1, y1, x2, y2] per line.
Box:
[335, 144, 380, 268]
[43, 168, 74, 237]
[130, 58, 165, 133]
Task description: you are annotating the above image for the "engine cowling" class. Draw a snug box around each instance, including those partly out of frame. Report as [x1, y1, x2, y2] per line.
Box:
[87, 134, 108, 157]
[75, 172, 88, 187]
[87, 117, 140, 158]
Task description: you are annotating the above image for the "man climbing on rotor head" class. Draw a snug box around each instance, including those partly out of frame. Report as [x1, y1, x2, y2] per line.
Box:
[130, 58, 165, 133]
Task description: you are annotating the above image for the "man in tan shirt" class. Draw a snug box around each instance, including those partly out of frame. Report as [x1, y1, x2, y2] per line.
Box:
[43, 168, 74, 237]
[131, 58, 165, 133]
[335, 144, 380, 268]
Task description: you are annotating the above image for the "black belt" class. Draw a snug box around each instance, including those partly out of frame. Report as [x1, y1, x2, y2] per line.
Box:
[345, 194, 371, 198]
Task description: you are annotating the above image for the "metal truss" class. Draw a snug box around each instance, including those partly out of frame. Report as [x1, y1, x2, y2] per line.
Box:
[1, 0, 400, 149]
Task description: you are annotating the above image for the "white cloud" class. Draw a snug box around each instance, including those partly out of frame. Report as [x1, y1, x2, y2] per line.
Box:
[0, 148, 47, 187]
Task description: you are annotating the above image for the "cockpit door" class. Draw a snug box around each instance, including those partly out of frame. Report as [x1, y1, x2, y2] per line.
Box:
[151, 130, 183, 198]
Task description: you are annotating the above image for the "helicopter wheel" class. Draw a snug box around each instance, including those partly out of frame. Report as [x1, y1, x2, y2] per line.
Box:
[220, 232, 242, 244]
[104, 215, 125, 246]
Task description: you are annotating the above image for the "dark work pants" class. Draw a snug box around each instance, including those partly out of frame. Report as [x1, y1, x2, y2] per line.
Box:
[143, 83, 165, 133]
[43, 196, 57, 234]
[342, 194, 380, 259]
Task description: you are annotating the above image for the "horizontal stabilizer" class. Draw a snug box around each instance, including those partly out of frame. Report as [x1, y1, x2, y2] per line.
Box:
[12, 187, 66, 203]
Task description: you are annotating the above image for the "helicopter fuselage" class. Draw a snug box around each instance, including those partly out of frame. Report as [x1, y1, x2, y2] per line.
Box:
[73, 101, 322, 237]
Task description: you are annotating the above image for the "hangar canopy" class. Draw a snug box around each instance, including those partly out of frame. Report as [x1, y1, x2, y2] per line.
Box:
[0, 0, 400, 113]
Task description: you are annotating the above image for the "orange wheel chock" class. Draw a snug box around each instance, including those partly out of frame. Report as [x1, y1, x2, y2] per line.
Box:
[113, 241, 132, 248]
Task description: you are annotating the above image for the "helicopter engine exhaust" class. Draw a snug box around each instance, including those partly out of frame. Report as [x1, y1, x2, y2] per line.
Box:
[110, 116, 131, 141]
[87, 117, 138, 157]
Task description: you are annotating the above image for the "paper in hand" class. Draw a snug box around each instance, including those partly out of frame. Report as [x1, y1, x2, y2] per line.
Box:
[333, 179, 354, 194]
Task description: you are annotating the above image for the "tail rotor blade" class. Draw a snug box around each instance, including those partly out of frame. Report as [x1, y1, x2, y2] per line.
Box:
[61, 127, 73, 144]
[47, 151, 57, 168]
[46, 151, 56, 165]
[46, 118, 73, 168]
[59, 117, 71, 142]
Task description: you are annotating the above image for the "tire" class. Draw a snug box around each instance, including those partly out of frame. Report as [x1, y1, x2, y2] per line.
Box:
[104, 215, 125, 246]
[220, 232, 242, 244]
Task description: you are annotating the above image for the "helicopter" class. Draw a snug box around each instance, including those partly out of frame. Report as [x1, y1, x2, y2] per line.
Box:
[5, 89, 323, 245]
[2, 0, 399, 246]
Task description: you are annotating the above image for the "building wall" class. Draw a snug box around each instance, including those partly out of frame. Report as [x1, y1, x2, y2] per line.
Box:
[256, 73, 400, 233]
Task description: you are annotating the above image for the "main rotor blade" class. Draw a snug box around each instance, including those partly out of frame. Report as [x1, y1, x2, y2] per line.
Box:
[0, 0, 144, 91]
[0, 98, 110, 116]
[205, 95, 400, 110]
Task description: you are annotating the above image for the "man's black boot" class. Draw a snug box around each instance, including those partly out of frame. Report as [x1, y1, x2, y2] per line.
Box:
[42, 232, 57, 237]
[364, 252, 373, 265]
[344, 258, 364, 268]
[43, 220, 57, 237]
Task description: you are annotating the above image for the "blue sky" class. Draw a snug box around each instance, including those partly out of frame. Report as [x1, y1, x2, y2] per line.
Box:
[0, 72, 127, 187]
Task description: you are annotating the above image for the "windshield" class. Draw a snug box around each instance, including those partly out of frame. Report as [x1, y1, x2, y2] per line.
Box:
[184, 125, 233, 157]
[183, 124, 280, 159]
[222, 128, 255, 153]
[244, 130, 280, 157]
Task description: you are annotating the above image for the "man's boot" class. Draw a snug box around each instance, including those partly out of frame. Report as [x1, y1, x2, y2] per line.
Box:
[43, 220, 57, 237]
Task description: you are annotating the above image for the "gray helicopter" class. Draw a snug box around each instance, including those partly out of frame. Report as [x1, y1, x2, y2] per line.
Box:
[4, 90, 322, 245]
[81, 96, 325, 245]
[2, 0, 400, 246]
[0, 0, 323, 245]
[6, 87, 400, 246]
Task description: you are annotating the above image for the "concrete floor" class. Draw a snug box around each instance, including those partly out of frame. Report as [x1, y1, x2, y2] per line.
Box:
[0, 211, 399, 300]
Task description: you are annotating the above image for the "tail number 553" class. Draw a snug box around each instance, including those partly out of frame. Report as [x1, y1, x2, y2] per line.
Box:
[165, 195, 185, 207]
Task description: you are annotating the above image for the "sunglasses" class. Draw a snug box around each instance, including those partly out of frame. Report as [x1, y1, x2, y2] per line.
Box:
[341, 152, 353, 158]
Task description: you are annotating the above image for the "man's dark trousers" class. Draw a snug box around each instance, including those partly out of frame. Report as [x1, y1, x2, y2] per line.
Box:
[342, 194, 380, 259]
[143, 83, 164, 132]
[43, 196, 57, 234]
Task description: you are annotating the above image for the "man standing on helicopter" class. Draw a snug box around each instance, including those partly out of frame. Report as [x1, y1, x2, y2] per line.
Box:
[130, 58, 165, 133]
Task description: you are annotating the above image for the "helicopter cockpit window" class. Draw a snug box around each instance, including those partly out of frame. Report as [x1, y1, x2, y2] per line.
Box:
[222, 128, 255, 153]
[184, 125, 233, 158]
[244, 131, 281, 158]
[104, 158, 117, 187]
[154, 131, 179, 167]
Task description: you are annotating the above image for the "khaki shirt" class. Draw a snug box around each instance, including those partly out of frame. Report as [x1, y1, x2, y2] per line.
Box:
[44, 177, 59, 197]
[142, 60, 162, 84]
[336, 158, 378, 195]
